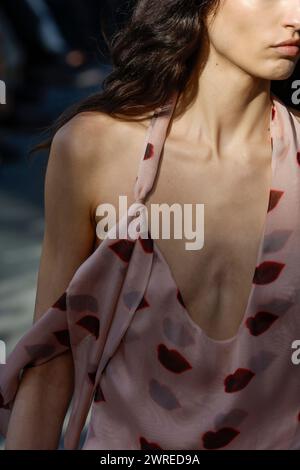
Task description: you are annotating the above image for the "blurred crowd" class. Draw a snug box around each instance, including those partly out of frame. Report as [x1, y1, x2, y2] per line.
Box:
[0, 0, 134, 159]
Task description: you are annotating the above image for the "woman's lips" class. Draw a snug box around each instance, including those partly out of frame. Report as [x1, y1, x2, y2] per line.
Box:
[273, 45, 300, 57]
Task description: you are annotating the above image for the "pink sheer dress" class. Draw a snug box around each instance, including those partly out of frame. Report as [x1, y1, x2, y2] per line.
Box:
[1, 92, 300, 450]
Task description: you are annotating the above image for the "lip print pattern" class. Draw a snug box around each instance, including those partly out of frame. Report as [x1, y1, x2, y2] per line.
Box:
[252, 261, 285, 284]
[76, 315, 100, 339]
[214, 409, 248, 429]
[177, 288, 186, 308]
[224, 368, 255, 393]
[123, 291, 142, 309]
[0, 391, 10, 409]
[157, 344, 192, 373]
[68, 294, 98, 313]
[248, 351, 277, 374]
[122, 327, 140, 344]
[108, 239, 135, 262]
[148, 378, 181, 410]
[263, 230, 293, 254]
[267, 190, 284, 212]
[139, 236, 154, 253]
[162, 317, 196, 348]
[1, 93, 300, 451]
[143, 143, 155, 160]
[245, 311, 279, 336]
[202, 427, 240, 449]
[123, 291, 149, 311]
[136, 295, 150, 311]
[258, 297, 294, 316]
[88, 369, 97, 385]
[25, 344, 56, 359]
[140, 437, 163, 450]
[94, 383, 105, 403]
[53, 329, 71, 348]
[52, 291, 67, 311]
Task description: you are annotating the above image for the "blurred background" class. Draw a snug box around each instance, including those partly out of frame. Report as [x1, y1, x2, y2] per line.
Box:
[0, 0, 135, 450]
[0, 0, 299, 450]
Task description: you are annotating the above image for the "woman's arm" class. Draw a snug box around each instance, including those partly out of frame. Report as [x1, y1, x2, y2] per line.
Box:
[5, 120, 98, 449]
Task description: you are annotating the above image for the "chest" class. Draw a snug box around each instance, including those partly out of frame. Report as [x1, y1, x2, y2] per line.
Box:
[93, 138, 274, 340]
[145, 147, 273, 337]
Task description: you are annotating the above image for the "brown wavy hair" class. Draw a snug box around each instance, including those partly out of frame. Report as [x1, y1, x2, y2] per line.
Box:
[31, 0, 220, 155]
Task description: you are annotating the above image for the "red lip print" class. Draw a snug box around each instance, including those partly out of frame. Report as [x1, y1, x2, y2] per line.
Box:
[94, 383, 105, 402]
[135, 295, 150, 311]
[253, 261, 285, 284]
[271, 106, 276, 121]
[0, 391, 10, 409]
[246, 311, 279, 336]
[108, 239, 135, 262]
[157, 344, 192, 373]
[140, 437, 163, 450]
[88, 370, 97, 385]
[52, 291, 67, 311]
[202, 427, 240, 449]
[263, 229, 292, 253]
[139, 236, 153, 253]
[76, 315, 100, 339]
[224, 368, 255, 393]
[177, 288, 186, 308]
[149, 378, 181, 410]
[53, 329, 71, 348]
[25, 344, 55, 359]
[267, 190, 284, 212]
[143, 143, 155, 160]
[215, 409, 248, 429]
[68, 294, 98, 313]
[249, 350, 276, 373]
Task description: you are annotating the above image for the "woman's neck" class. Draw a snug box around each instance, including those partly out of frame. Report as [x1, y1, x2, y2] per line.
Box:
[172, 47, 273, 158]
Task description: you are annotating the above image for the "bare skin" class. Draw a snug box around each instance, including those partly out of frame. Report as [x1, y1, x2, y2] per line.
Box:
[89, 105, 289, 342]
[5, 0, 300, 450]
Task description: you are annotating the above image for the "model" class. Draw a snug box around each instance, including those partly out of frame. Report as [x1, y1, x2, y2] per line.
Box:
[1, 0, 300, 450]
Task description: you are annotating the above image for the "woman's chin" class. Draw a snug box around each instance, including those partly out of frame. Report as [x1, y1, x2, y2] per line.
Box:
[267, 59, 299, 81]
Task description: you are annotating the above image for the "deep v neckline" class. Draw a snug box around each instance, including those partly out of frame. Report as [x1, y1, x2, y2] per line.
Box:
[144, 93, 279, 345]
[102, 92, 279, 345]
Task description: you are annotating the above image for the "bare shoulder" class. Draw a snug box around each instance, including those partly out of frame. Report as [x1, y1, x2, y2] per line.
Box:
[50, 110, 152, 227]
[51, 110, 150, 170]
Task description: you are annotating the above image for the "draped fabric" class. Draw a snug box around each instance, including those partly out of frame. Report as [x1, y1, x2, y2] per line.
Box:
[1, 93, 300, 450]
